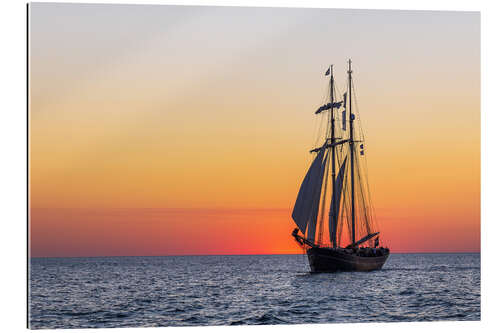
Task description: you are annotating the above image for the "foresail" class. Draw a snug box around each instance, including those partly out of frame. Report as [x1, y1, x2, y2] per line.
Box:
[329, 157, 347, 246]
[306, 151, 329, 242]
[292, 146, 327, 234]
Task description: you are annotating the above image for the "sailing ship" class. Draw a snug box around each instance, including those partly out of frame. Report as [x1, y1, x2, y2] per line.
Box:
[291, 60, 389, 272]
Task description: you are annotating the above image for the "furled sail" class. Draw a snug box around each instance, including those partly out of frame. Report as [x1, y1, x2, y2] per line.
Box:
[329, 157, 347, 246]
[342, 110, 346, 131]
[306, 151, 329, 242]
[315, 102, 343, 114]
[292, 146, 327, 234]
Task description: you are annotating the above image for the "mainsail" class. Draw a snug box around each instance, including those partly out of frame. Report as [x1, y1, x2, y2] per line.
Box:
[292, 146, 327, 234]
[306, 151, 329, 242]
[329, 157, 347, 246]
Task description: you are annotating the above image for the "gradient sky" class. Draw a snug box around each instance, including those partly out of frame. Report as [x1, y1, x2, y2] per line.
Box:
[29, 3, 480, 257]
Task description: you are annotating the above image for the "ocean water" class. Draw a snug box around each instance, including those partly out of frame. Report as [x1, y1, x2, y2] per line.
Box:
[29, 253, 480, 329]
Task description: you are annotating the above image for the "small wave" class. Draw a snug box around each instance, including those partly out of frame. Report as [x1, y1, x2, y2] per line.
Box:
[163, 307, 185, 314]
[181, 315, 204, 324]
[255, 312, 288, 325]
[103, 312, 130, 319]
[286, 308, 306, 315]
[443, 312, 467, 319]
[229, 312, 288, 325]
[383, 268, 421, 272]
[418, 297, 456, 308]
[428, 266, 480, 271]
[399, 289, 415, 296]
[60, 310, 103, 317]
[229, 318, 245, 325]
[278, 299, 292, 306]
[135, 298, 153, 304]
[387, 314, 414, 321]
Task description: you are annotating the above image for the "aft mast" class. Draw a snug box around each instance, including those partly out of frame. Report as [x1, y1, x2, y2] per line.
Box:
[348, 59, 355, 245]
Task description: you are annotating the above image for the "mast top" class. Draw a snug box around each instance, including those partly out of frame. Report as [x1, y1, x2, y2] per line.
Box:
[348, 59, 352, 74]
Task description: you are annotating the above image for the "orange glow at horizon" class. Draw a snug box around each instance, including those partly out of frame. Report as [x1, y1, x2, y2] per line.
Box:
[29, 4, 479, 257]
[30, 206, 479, 258]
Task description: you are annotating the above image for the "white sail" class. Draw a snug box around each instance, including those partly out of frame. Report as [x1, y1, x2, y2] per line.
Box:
[292, 146, 327, 234]
[306, 151, 329, 242]
[329, 157, 347, 246]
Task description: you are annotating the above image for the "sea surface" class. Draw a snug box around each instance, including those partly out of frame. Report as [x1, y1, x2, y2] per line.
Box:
[29, 253, 480, 329]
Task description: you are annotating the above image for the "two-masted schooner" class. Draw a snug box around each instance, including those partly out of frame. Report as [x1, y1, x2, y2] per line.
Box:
[291, 60, 389, 272]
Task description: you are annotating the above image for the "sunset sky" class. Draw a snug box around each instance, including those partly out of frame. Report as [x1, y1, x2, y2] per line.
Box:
[29, 3, 480, 257]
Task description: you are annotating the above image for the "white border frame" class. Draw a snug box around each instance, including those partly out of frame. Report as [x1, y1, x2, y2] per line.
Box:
[1, 0, 498, 332]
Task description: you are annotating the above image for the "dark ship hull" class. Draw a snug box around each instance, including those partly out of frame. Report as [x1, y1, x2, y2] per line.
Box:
[306, 247, 389, 273]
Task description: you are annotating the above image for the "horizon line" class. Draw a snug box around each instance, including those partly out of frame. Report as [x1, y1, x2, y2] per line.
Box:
[30, 251, 481, 259]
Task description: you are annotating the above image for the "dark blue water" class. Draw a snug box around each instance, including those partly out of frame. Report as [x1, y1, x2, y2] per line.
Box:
[29, 253, 480, 329]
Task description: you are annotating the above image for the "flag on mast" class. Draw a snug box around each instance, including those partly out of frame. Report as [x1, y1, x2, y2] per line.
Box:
[325, 67, 330, 76]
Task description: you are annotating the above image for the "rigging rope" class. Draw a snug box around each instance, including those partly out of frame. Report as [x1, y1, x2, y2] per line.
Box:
[351, 79, 381, 235]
